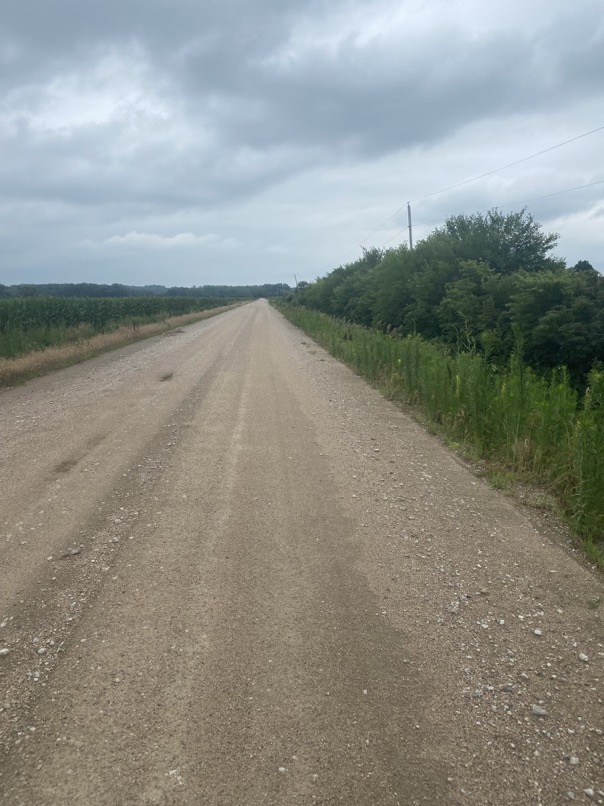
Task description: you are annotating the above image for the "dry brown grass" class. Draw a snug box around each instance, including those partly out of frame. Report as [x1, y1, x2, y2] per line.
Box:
[0, 304, 241, 388]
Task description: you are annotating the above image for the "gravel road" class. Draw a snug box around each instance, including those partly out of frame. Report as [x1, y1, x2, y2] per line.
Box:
[0, 300, 602, 805]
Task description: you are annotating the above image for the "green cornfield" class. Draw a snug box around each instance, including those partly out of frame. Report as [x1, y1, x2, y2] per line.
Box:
[0, 296, 227, 358]
[275, 302, 604, 557]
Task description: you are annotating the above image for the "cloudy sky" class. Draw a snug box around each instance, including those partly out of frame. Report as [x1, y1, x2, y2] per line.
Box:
[1, 0, 603, 287]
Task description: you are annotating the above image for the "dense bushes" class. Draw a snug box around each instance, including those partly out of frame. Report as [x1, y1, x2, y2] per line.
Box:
[291, 209, 604, 387]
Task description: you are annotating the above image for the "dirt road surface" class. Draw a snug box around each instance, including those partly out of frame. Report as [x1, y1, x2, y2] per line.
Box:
[0, 300, 602, 805]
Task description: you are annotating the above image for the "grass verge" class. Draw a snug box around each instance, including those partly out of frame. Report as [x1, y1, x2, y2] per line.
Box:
[274, 302, 604, 569]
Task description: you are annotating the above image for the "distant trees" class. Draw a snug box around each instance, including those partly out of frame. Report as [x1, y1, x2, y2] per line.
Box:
[294, 208, 603, 386]
[2, 282, 292, 300]
[2, 283, 149, 298]
[164, 283, 290, 298]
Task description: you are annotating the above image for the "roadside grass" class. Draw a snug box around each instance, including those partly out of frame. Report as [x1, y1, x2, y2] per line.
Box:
[486, 469, 516, 492]
[274, 302, 604, 568]
[0, 305, 241, 388]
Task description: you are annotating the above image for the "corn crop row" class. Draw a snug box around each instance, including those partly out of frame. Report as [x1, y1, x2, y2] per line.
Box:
[0, 296, 226, 358]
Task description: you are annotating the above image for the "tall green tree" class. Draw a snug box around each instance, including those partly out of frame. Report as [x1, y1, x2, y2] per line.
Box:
[439, 208, 562, 274]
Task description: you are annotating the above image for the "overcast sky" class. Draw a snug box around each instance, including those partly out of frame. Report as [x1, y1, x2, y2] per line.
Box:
[1, 0, 603, 287]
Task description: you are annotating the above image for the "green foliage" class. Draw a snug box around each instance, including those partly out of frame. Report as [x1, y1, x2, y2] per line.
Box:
[436, 260, 514, 357]
[0, 296, 228, 358]
[275, 303, 603, 552]
[296, 208, 603, 386]
[573, 371, 604, 538]
[508, 269, 604, 386]
[439, 208, 561, 274]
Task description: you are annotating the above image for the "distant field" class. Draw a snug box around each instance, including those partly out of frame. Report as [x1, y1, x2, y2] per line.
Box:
[0, 296, 230, 359]
[0, 297, 239, 386]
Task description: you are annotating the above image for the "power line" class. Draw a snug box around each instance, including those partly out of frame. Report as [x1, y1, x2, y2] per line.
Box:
[359, 123, 604, 249]
[314, 243, 370, 277]
[333, 123, 604, 272]
[360, 203, 407, 246]
[372, 178, 604, 253]
[495, 178, 604, 210]
[408, 124, 604, 204]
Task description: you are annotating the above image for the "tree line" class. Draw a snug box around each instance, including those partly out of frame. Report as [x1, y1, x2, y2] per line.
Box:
[289, 209, 603, 388]
[0, 282, 291, 300]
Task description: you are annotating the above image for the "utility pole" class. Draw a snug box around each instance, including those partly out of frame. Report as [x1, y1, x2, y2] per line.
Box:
[294, 273, 299, 292]
[407, 203, 413, 250]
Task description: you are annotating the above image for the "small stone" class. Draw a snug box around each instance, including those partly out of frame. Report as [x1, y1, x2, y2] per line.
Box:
[37, 647, 47, 655]
[583, 789, 594, 799]
[0, 648, 10, 657]
[569, 756, 580, 766]
[534, 629, 542, 636]
[566, 793, 575, 801]
[532, 705, 547, 717]
[278, 767, 287, 773]
[579, 653, 589, 663]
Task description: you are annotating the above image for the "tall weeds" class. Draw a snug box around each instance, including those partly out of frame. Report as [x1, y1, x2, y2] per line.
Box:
[276, 303, 603, 555]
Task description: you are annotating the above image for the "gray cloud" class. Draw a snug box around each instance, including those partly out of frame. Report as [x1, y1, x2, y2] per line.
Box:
[1, 0, 603, 284]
